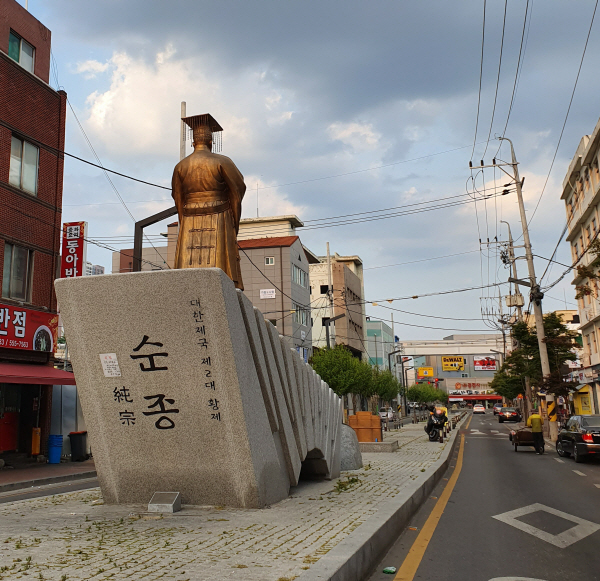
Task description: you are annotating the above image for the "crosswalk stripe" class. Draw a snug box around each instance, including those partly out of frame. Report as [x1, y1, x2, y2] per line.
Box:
[554, 458, 564, 463]
[573, 470, 586, 476]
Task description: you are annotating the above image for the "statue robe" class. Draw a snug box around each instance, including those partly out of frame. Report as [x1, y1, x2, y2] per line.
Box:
[171, 147, 246, 289]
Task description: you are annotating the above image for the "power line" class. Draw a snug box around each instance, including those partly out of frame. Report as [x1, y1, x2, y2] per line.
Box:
[526, 0, 598, 226]
[364, 249, 480, 270]
[471, 0, 487, 161]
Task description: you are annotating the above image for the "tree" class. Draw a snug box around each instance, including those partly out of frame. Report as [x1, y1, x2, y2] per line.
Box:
[372, 368, 400, 404]
[491, 312, 578, 400]
[310, 345, 373, 399]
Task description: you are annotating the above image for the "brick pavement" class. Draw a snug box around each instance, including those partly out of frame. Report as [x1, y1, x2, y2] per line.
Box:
[0, 423, 455, 581]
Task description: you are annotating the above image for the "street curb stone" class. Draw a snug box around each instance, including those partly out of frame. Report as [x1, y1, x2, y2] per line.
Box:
[297, 414, 467, 581]
[0, 470, 97, 493]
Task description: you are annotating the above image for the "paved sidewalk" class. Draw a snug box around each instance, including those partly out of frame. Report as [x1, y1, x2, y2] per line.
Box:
[0, 423, 459, 581]
[0, 458, 96, 492]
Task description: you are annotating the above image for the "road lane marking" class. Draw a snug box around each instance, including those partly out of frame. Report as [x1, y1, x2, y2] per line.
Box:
[394, 434, 465, 581]
[492, 503, 600, 548]
[554, 458, 564, 463]
[573, 470, 586, 476]
[595, 484, 600, 489]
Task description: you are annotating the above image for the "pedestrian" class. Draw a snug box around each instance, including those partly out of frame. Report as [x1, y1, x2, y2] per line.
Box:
[527, 408, 544, 454]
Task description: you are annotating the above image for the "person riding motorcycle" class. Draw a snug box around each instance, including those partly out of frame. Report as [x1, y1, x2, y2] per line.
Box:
[425, 404, 448, 436]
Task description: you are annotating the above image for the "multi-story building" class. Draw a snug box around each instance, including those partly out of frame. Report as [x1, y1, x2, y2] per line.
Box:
[310, 253, 366, 359]
[366, 319, 394, 369]
[561, 117, 600, 414]
[84, 262, 105, 276]
[0, 0, 75, 457]
[399, 334, 505, 407]
[111, 246, 169, 273]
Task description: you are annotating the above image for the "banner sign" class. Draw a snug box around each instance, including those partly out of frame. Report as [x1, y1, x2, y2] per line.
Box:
[473, 356, 497, 371]
[0, 303, 58, 352]
[259, 289, 276, 299]
[60, 222, 87, 278]
[441, 356, 465, 371]
[417, 366, 434, 378]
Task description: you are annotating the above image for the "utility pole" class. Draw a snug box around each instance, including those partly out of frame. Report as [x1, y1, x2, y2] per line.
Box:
[326, 242, 336, 346]
[498, 137, 555, 440]
[180, 102, 186, 161]
[501, 219, 531, 419]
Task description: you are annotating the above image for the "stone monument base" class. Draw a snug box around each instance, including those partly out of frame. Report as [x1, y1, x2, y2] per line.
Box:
[55, 268, 341, 508]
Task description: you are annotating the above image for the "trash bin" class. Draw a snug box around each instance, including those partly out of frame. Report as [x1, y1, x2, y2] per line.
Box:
[68, 431, 88, 462]
[48, 435, 63, 464]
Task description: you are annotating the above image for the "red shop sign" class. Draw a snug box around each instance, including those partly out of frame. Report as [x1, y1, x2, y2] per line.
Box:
[0, 303, 58, 352]
[60, 221, 87, 278]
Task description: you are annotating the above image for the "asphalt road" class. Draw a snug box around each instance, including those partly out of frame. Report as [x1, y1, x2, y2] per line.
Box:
[367, 412, 600, 581]
[0, 477, 99, 504]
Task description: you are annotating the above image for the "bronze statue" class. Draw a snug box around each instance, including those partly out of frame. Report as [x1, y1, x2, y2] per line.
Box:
[172, 114, 246, 289]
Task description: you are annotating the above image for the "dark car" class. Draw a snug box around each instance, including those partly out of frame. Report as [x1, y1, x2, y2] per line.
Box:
[493, 403, 503, 416]
[556, 415, 600, 463]
[498, 407, 522, 423]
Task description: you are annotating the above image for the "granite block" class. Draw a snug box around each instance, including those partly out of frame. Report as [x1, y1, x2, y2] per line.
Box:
[292, 351, 315, 453]
[255, 314, 301, 485]
[340, 423, 362, 471]
[55, 268, 287, 508]
[280, 341, 307, 459]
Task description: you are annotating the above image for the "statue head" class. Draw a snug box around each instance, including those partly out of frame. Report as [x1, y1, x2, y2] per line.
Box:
[192, 125, 213, 149]
[182, 113, 223, 153]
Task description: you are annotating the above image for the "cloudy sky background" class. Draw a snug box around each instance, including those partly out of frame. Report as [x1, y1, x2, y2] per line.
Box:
[22, 0, 600, 340]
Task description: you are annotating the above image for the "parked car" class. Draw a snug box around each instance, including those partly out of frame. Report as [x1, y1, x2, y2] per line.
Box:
[498, 407, 522, 423]
[556, 414, 600, 463]
[493, 403, 503, 415]
[379, 407, 396, 422]
[473, 404, 485, 414]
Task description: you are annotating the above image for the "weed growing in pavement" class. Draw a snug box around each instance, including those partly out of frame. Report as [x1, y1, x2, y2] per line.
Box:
[334, 476, 360, 493]
[233, 564, 248, 568]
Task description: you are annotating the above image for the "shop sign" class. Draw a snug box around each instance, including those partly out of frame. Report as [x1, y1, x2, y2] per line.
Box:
[60, 221, 87, 278]
[0, 303, 58, 352]
[473, 356, 497, 371]
[417, 366, 434, 378]
[259, 289, 276, 299]
[441, 356, 465, 371]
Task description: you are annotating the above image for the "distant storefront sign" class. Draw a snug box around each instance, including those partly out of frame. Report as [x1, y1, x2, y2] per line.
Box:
[442, 356, 465, 372]
[0, 303, 58, 352]
[60, 221, 87, 278]
[260, 289, 276, 299]
[473, 356, 497, 371]
[418, 366, 434, 378]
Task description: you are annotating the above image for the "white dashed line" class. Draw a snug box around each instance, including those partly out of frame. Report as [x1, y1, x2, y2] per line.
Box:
[594, 484, 600, 489]
[554, 458, 564, 463]
[573, 470, 586, 476]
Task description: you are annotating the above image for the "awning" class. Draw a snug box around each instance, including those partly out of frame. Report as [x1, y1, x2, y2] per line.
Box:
[448, 394, 502, 401]
[574, 383, 590, 393]
[0, 362, 76, 385]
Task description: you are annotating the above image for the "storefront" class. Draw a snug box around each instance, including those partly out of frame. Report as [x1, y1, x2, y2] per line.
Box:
[448, 394, 502, 408]
[0, 362, 76, 456]
[572, 384, 597, 415]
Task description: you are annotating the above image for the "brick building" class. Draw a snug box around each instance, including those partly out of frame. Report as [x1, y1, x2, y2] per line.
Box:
[0, 0, 74, 458]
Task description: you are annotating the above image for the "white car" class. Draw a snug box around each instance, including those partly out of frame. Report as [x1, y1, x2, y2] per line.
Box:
[473, 404, 486, 414]
[379, 407, 396, 422]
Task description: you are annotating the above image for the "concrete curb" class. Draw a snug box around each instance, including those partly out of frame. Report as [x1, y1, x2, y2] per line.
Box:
[0, 470, 97, 493]
[298, 414, 467, 581]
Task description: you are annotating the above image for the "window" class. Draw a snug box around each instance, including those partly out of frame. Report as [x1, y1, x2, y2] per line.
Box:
[593, 218, 598, 235]
[292, 264, 308, 288]
[320, 284, 329, 295]
[8, 31, 35, 74]
[593, 332, 598, 354]
[2, 243, 33, 301]
[292, 303, 310, 327]
[587, 225, 592, 244]
[265, 257, 275, 266]
[9, 136, 38, 195]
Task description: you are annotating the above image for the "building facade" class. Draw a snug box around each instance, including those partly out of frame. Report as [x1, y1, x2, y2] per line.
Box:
[561, 118, 600, 413]
[0, 0, 75, 457]
[238, 236, 313, 357]
[366, 319, 394, 369]
[309, 253, 366, 358]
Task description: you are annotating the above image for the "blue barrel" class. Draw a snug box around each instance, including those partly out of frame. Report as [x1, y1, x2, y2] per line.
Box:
[47, 435, 63, 464]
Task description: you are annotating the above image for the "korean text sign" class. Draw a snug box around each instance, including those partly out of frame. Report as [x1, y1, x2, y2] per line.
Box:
[473, 356, 497, 371]
[0, 302, 58, 351]
[60, 222, 87, 278]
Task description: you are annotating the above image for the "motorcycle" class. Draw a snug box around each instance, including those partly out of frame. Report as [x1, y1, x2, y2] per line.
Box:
[425, 409, 448, 443]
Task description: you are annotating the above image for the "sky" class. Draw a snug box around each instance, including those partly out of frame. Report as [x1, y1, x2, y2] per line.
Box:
[21, 0, 600, 340]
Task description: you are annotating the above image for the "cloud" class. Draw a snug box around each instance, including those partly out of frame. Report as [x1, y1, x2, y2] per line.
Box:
[328, 122, 381, 152]
[74, 59, 109, 79]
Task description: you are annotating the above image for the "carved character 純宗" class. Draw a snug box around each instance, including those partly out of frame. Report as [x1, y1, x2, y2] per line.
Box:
[172, 114, 246, 289]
